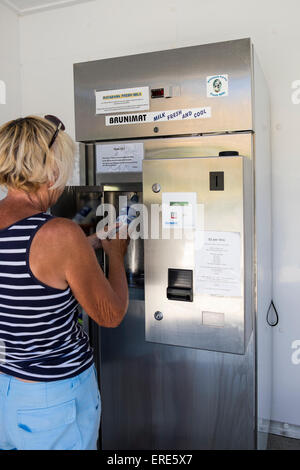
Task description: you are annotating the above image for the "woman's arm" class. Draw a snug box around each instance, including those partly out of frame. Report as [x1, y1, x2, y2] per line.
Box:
[29, 218, 129, 328]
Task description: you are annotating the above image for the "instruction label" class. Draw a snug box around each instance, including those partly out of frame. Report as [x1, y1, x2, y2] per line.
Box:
[96, 87, 149, 114]
[96, 143, 144, 173]
[195, 231, 241, 297]
[105, 107, 211, 126]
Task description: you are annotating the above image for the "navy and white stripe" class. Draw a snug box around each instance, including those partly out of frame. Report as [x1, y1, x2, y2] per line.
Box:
[0, 212, 94, 381]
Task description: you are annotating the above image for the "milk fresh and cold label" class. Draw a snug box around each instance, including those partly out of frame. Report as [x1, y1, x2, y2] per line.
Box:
[105, 107, 211, 126]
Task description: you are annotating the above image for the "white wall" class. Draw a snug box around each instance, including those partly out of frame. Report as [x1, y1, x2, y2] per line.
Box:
[0, 3, 21, 123]
[18, 0, 300, 427]
[0, 2, 21, 199]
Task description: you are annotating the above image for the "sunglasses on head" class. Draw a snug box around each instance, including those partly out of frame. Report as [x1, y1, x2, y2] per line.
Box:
[44, 115, 65, 149]
[8, 115, 66, 164]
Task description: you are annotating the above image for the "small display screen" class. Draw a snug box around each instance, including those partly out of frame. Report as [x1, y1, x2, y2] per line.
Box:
[170, 201, 189, 206]
[151, 88, 164, 98]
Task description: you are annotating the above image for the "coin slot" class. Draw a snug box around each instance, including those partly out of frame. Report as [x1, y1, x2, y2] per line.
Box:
[210, 171, 224, 191]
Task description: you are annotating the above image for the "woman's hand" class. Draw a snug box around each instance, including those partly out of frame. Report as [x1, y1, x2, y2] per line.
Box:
[87, 223, 130, 256]
[87, 233, 102, 250]
[101, 224, 130, 259]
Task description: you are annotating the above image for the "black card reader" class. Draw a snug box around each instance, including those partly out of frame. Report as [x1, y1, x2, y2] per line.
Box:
[167, 268, 193, 302]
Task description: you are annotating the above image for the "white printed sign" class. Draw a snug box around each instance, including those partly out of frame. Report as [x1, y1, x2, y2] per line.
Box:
[96, 87, 149, 114]
[96, 143, 144, 173]
[105, 107, 211, 126]
[162, 192, 197, 229]
[195, 231, 241, 297]
[207, 74, 229, 97]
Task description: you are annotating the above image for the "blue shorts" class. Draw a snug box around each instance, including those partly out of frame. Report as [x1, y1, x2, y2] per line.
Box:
[0, 364, 101, 450]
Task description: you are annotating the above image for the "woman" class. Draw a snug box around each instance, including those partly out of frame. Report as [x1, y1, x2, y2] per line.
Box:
[0, 115, 129, 450]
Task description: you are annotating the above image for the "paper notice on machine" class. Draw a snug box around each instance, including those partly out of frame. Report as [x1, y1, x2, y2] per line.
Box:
[96, 87, 149, 114]
[96, 143, 144, 173]
[195, 231, 242, 297]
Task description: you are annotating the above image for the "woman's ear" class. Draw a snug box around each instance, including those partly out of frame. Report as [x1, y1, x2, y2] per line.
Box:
[47, 180, 57, 190]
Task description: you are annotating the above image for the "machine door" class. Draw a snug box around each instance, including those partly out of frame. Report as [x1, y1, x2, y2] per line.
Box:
[143, 156, 253, 355]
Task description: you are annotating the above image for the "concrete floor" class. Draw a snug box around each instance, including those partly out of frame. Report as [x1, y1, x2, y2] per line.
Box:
[268, 434, 300, 450]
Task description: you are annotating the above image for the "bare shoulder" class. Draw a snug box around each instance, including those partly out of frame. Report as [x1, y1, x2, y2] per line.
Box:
[29, 218, 92, 290]
[41, 217, 85, 237]
[33, 217, 88, 251]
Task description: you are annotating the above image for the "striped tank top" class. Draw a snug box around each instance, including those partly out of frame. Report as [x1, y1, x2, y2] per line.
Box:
[0, 212, 94, 382]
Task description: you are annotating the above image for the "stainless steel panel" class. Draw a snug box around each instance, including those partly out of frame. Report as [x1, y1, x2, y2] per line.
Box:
[78, 143, 97, 186]
[144, 133, 253, 161]
[252, 50, 273, 449]
[100, 292, 255, 450]
[86, 143, 96, 186]
[143, 156, 253, 354]
[79, 143, 87, 186]
[74, 39, 253, 141]
[93, 133, 254, 185]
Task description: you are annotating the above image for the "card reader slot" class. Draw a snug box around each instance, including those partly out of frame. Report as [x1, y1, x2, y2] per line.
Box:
[167, 268, 193, 302]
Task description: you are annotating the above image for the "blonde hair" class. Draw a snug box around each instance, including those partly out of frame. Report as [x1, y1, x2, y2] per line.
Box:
[0, 115, 75, 192]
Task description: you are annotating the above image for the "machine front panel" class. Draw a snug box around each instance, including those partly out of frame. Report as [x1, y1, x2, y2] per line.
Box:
[143, 156, 252, 354]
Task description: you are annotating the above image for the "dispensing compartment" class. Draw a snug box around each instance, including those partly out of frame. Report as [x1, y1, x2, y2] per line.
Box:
[51, 186, 103, 236]
[52, 184, 144, 290]
[103, 184, 144, 289]
[143, 156, 253, 354]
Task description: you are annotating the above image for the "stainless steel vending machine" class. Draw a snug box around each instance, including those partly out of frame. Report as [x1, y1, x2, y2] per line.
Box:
[57, 38, 273, 449]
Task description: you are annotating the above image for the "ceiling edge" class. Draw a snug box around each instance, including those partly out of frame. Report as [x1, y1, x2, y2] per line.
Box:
[2, 0, 21, 15]
[2, 0, 93, 16]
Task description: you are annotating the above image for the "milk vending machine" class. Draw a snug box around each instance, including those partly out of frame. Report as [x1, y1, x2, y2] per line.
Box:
[55, 38, 273, 449]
